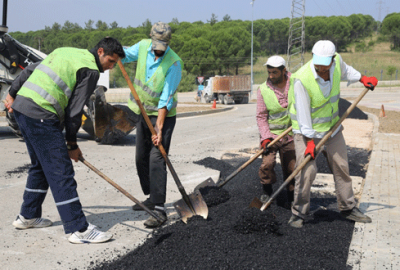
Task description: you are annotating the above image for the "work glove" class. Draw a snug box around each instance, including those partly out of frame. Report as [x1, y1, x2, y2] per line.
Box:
[360, 76, 378, 91]
[261, 138, 272, 155]
[304, 139, 316, 159]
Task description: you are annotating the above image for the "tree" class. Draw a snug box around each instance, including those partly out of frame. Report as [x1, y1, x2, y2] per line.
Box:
[223, 14, 231, 22]
[381, 13, 400, 51]
[96, 20, 109, 31]
[62, 20, 82, 33]
[207, 13, 218, 26]
[51, 22, 61, 32]
[177, 69, 196, 92]
[85, 20, 94, 31]
[140, 19, 152, 34]
[110, 21, 119, 29]
[171, 18, 180, 25]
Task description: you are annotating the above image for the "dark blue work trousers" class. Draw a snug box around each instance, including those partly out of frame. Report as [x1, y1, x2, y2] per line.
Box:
[13, 110, 88, 234]
[135, 114, 176, 205]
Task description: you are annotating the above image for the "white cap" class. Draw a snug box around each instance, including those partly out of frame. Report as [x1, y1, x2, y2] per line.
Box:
[312, 40, 336, 66]
[264, 55, 286, 68]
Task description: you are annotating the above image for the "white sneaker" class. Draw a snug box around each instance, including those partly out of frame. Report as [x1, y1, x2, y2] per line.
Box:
[68, 223, 113, 244]
[12, 215, 53, 229]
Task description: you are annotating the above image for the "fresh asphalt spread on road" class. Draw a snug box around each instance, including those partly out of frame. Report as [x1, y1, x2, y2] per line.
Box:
[91, 99, 371, 270]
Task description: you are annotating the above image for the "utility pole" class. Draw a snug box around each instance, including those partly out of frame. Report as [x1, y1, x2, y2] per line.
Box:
[376, 0, 384, 32]
[250, 0, 255, 99]
[287, 0, 306, 73]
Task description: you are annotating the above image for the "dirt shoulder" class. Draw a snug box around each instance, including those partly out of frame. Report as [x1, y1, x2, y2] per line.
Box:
[358, 106, 400, 134]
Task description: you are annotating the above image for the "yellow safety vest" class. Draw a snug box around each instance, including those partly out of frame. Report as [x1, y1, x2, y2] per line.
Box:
[128, 39, 183, 117]
[288, 53, 341, 137]
[260, 82, 292, 136]
[17, 48, 98, 120]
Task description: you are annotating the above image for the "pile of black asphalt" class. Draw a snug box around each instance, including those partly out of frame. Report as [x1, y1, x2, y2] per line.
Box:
[91, 101, 369, 270]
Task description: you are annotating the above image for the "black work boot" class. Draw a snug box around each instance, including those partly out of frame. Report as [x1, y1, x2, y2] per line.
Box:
[260, 184, 273, 203]
[132, 198, 155, 211]
[340, 207, 372, 223]
[144, 206, 167, 228]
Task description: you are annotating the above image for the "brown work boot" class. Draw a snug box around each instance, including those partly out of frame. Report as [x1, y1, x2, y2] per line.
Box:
[340, 207, 372, 223]
[144, 208, 167, 228]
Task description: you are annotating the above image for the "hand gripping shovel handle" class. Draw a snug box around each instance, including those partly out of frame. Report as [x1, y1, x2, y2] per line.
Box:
[117, 60, 197, 215]
[79, 157, 165, 223]
[259, 87, 371, 211]
[218, 126, 293, 187]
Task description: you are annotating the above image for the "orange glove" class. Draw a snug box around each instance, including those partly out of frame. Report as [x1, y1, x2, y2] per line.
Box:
[261, 138, 272, 154]
[360, 76, 378, 91]
[304, 140, 316, 159]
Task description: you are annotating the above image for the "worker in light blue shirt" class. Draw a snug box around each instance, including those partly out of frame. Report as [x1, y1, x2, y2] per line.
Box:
[121, 22, 183, 228]
[122, 41, 182, 111]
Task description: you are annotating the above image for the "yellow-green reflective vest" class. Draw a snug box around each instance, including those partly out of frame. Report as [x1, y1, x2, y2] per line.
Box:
[260, 82, 292, 136]
[288, 53, 341, 137]
[17, 48, 99, 120]
[128, 39, 183, 117]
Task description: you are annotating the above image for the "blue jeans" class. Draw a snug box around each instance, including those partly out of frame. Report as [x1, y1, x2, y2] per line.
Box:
[13, 110, 88, 234]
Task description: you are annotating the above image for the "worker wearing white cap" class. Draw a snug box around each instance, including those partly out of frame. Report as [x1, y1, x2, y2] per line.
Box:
[287, 40, 378, 228]
[256, 55, 296, 207]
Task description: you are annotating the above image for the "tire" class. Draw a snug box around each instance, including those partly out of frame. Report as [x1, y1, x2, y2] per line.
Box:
[6, 111, 23, 138]
[218, 94, 224, 104]
[224, 95, 230, 105]
[204, 94, 211, 103]
[234, 97, 243, 104]
[241, 96, 249, 104]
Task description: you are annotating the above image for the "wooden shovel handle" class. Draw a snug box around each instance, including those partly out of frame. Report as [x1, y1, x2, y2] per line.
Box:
[218, 126, 293, 187]
[79, 157, 165, 222]
[117, 60, 196, 214]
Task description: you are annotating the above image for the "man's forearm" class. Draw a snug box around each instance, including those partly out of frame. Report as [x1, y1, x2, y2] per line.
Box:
[156, 107, 168, 130]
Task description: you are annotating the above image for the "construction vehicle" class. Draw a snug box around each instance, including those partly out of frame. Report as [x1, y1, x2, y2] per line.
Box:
[203, 75, 251, 104]
[0, 0, 136, 144]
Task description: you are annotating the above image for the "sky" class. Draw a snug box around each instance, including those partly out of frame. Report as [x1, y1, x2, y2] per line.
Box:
[3, 0, 400, 33]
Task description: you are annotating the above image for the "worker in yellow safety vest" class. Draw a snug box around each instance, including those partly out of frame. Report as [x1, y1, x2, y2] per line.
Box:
[121, 22, 183, 228]
[4, 37, 125, 243]
[256, 55, 296, 207]
[287, 40, 378, 228]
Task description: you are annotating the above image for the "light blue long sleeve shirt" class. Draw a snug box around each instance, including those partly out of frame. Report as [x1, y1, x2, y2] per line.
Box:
[122, 41, 182, 111]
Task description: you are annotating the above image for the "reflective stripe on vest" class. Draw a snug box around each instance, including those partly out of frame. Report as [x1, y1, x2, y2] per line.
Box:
[260, 82, 292, 136]
[128, 39, 183, 117]
[23, 81, 65, 119]
[288, 54, 341, 136]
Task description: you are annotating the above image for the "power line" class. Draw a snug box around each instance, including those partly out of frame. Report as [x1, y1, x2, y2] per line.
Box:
[311, 0, 327, 16]
[334, 0, 348, 16]
[322, 0, 340, 16]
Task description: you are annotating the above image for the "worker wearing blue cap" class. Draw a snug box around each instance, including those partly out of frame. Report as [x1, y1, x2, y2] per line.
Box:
[287, 40, 378, 228]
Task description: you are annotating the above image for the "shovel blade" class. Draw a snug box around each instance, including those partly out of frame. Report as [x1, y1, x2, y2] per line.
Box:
[193, 177, 217, 192]
[173, 189, 208, 223]
[249, 197, 263, 209]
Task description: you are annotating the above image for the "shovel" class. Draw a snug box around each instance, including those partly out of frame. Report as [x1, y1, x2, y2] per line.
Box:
[250, 86, 372, 211]
[117, 60, 208, 223]
[194, 126, 293, 191]
[79, 157, 166, 223]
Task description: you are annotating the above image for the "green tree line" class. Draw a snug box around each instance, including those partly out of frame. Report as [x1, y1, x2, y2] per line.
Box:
[8, 14, 399, 90]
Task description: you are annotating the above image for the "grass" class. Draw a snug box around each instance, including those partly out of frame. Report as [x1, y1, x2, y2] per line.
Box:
[241, 41, 400, 84]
